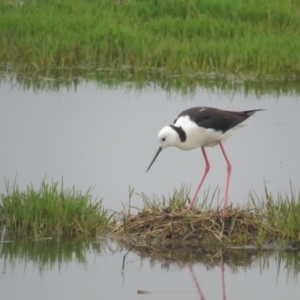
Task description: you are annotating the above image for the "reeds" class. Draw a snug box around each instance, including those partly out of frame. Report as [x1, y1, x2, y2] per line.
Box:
[0, 180, 111, 237]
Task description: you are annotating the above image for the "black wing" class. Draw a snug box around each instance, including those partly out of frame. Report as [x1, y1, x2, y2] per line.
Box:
[174, 107, 263, 133]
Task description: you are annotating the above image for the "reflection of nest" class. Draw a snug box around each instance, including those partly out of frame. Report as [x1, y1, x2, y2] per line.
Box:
[112, 207, 278, 248]
[117, 239, 267, 270]
[117, 240, 300, 278]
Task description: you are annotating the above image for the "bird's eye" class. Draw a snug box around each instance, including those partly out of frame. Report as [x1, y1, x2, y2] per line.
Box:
[162, 138, 166, 141]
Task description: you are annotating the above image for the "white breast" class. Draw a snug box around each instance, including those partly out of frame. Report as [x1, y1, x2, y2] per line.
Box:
[174, 116, 248, 150]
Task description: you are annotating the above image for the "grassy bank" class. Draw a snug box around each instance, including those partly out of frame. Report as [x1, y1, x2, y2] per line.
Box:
[1, 0, 300, 78]
[0, 181, 111, 237]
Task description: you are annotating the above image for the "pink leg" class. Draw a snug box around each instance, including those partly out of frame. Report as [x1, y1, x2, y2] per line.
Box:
[219, 141, 232, 218]
[189, 265, 205, 300]
[187, 147, 210, 210]
[221, 261, 227, 300]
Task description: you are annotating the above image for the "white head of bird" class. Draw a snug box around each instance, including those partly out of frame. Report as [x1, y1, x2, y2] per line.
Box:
[146, 125, 184, 172]
[158, 126, 179, 149]
[146, 116, 213, 172]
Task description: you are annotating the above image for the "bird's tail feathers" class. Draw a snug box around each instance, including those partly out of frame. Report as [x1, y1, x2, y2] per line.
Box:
[245, 109, 265, 117]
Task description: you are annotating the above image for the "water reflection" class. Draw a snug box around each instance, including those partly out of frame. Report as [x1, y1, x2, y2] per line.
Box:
[187, 262, 227, 300]
[1, 70, 300, 96]
[119, 242, 300, 299]
[189, 264, 206, 300]
[0, 234, 299, 299]
[0, 235, 103, 274]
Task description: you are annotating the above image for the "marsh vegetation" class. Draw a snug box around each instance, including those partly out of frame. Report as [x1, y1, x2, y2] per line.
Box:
[2, 182, 299, 249]
[1, 0, 300, 80]
[0, 181, 111, 237]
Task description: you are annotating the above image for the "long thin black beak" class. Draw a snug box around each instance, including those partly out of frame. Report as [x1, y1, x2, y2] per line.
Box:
[146, 147, 162, 172]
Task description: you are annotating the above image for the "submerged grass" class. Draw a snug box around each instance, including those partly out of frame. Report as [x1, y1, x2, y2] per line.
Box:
[112, 185, 300, 248]
[0, 180, 111, 237]
[1, 0, 300, 78]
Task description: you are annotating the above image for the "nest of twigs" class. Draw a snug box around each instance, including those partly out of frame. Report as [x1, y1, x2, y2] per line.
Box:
[111, 207, 279, 248]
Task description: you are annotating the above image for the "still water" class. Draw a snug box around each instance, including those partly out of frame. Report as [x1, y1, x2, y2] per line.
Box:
[0, 238, 299, 300]
[0, 78, 299, 211]
[0, 76, 300, 299]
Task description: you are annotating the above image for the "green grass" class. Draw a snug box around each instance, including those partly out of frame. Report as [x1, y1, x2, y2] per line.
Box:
[250, 183, 300, 242]
[1, 0, 300, 78]
[0, 180, 111, 237]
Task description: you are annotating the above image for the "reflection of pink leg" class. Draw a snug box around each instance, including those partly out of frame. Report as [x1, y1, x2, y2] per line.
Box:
[219, 141, 232, 218]
[188, 147, 210, 210]
[189, 265, 205, 300]
[221, 261, 226, 300]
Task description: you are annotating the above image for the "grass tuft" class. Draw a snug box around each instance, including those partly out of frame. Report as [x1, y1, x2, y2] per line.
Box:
[249, 182, 300, 242]
[0, 180, 112, 237]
